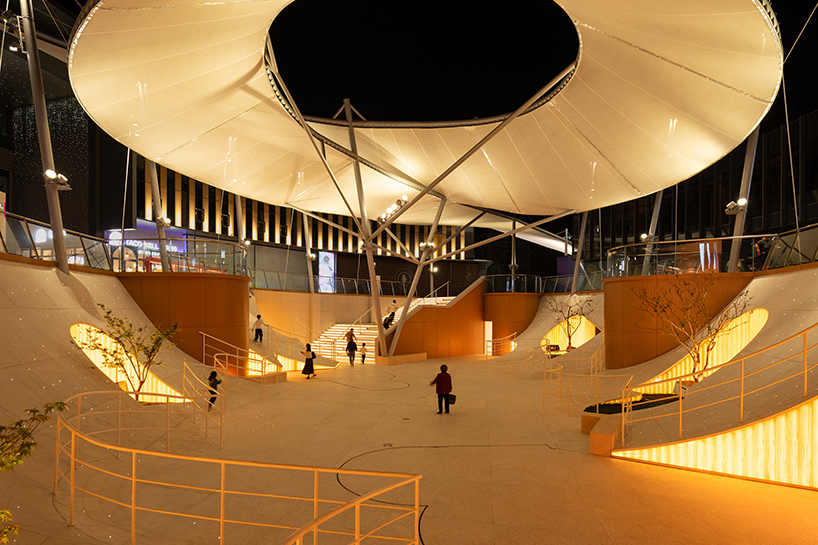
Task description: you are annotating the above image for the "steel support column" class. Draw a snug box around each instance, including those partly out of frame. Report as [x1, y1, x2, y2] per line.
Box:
[571, 212, 587, 294]
[146, 160, 170, 272]
[20, 0, 69, 274]
[640, 190, 663, 276]
[344, 99, 388, 357]
[728, 127, 760, 273]
[388, 199, 446, 356]
[302, 212, 315, 294]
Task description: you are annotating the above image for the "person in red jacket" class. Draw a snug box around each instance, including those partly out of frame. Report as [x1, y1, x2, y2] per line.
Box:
[430, 364, 453, 414]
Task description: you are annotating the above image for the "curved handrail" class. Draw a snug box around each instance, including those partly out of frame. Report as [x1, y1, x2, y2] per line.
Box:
[54, 390, 421, 543]
[621, 318, 818, 446]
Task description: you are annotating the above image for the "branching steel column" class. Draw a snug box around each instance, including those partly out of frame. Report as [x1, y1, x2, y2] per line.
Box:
[728, 127, 760, 273]
[641, 190, 663, 276]
[146, 160, 170, 272]
[302, 212, 315, 294]
[344, 99, 388, 357]
[373, 62, 576, 238]
[268, 52, 364, 235]
[388, 199, 446, 357]
[428, 209, 576, 264]
[571, 212, 587, 294]
[20, 0, 68, 274]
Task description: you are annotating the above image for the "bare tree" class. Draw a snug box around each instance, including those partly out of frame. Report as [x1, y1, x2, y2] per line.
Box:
[633, 275, 749, 379]
[546, 294, 594, 350]
[76, 304, 179, 399]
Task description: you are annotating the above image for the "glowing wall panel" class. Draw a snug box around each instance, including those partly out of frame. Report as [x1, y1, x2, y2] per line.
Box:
[614, 395, 818, 489]
[542, 315, 598, 351]
[635, 308, 768, 395]
[71, 323, 185, 403]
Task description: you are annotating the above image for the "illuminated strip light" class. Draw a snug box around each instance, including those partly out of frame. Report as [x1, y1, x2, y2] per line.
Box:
[541, 315, 598, 352]
[613, 395, 818, 489]
[635, 309, 769, 395]
[70, 324, 187, 404]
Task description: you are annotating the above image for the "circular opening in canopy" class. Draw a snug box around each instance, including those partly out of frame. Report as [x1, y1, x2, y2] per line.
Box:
[270, 0, 579, 122]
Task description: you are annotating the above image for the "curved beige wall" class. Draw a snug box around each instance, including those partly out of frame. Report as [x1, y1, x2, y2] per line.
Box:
[118, 272, 250, 364]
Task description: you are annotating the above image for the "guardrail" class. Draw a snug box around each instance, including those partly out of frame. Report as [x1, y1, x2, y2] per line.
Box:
[606, 234, 775, 277]
[53, 390, 421, 544]
[250, 267, 419, 296]
[0, 209, 248, 274]
[620, 321, 818, 446]
[485, 272, 605, 294]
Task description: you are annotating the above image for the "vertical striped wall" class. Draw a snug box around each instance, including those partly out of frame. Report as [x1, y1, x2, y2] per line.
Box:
[138, 160, 468, 259]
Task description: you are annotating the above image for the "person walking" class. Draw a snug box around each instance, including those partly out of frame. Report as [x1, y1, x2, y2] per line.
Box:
[346, 339, 357, 365]
[301, 343, 317, 379]
[251, 314, 267, 342]
[360, 343, 367, 364]
[430, 364, 453, 414]
[207, 370, 222, 411]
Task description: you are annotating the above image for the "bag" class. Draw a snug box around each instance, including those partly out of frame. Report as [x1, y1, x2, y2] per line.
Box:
[447, 394, 456, 405]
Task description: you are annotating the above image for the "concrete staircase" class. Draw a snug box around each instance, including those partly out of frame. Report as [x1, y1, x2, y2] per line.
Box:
[312, 296, 455, 359]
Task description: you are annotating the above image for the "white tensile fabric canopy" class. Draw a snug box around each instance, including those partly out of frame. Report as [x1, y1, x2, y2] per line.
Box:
[68, 0, 782, 242]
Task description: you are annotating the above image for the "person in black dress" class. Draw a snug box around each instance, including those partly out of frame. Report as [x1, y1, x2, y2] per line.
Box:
[301, 343, 317, 379]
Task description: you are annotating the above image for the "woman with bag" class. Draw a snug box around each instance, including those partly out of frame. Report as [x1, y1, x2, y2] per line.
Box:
[301, 344, 317, 379]
[430, 364, 453, 414]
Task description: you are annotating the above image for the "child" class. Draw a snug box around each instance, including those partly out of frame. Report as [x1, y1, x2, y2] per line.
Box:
[430, 364, 453, 414]
[360, 343, 367, 364]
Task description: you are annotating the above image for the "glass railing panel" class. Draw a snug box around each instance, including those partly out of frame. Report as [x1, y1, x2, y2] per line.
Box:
[1, 216, 37, 258]
[81, 237, 112, 270]
[30, 224, 57, 262]
[64, 232, 88, 267]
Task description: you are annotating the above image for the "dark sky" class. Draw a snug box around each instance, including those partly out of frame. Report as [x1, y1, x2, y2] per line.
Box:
[271, 1, 818, 128]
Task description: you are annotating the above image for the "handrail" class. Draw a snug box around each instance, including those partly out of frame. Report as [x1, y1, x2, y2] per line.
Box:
[620, 318, 818, 446]
[485, 272, 605, 294]
[606, 233, 777, 277]
[54, 390, 421, 544]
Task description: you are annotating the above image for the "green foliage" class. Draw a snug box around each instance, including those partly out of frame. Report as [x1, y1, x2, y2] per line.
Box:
[0, 509, 17, 544]
[0, 402, 67, 472]
[1, 402, 67, 542]
[77, 304, 179, 397]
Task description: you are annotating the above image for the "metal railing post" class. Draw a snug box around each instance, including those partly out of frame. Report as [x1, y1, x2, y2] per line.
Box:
[53, 419, 61, 494]
[804, 333, 808, 397]
[69, 430, 76, 526]
[313, 470, 319, 545]
[740, 359, 745, 422]
[131, 451, 137, 544]
[220, 462, 226, 542]
[166, 400, 171, 453]
[414, 480, 420, 545]
[678, 380, 683, 439]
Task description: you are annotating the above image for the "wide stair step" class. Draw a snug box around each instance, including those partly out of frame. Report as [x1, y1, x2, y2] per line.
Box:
[313, 297, 455, 359]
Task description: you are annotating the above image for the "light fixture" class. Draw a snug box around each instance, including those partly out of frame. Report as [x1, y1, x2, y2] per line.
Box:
[9, 41, 20, 52]
[432, 266, 438, 273]
[244, 239, 251, 246]
[44, 169, 57, 179]
[640, 233, 648, 241]
[1, 9, 15, 24]
[725, 199, 748, 215]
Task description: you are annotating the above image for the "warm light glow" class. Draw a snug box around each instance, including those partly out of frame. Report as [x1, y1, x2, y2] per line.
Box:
[70, 323, 186, 403]
[541, 316, 598, 352]
[635, 308, 768, 395]
[613, 394, 818, 489]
